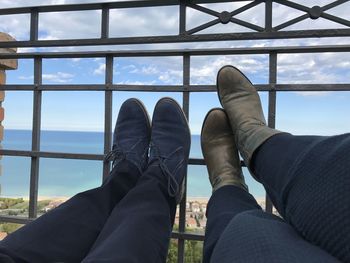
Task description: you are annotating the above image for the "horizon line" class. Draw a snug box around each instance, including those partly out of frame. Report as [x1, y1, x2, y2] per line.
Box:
[4, 128, 202, 135]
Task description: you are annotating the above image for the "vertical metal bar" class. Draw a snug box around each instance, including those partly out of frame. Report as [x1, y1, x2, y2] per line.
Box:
[265, 0, 273, 32]
[101, 5, 110, 39]
[29, 57, 42, 218]
[177, 54, 190, 263]
[266, 51, 277, 214]
[103, 55, 113, 181]
[178, 2, 188, 261]
[30, 9, 39, 41]
[179, 0, 186, 34]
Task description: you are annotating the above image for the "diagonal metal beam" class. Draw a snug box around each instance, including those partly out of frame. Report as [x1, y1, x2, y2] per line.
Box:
[274, 0, 350, 31]
[187, 3, 220, 17]
[186, 18, 220, 34]
[321, 12, 350, 27]
[322, 0, 349, 11]
[273, 0, 310, 13]
[187, 1, 264, 34]
[230, 17, 264, 32]
[274, 14, 309, 31]
[230, 0, 263, 17]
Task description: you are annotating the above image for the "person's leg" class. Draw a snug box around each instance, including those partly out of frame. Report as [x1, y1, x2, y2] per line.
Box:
[0, 160, 140, 263]
[217, 65, 350, 262]
[82, 161, 176, 263]
[210, 209, 340, 263]
[203, 185, 261, 263]
[253, 133, 350, 262]
[82, 97, 191, 262]
[0, 98, 151, 262]
[201, 108, 258, 262]
[200, 108, 339, 263]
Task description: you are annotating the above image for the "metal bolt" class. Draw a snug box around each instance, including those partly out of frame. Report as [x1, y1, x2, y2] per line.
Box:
[219, 11, 232, 24]
[309, 6, 322, 20]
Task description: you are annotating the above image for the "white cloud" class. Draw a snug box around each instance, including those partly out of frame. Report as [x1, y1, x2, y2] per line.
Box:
[190, 55, 267, 84]
[277, 52, 350, 85]
[93, 63, 105, 75]
[18, 75, 33, 80]
[294, 91, 332, 97]
[42, 72, 74, 83]
[1, 1, 349, 94]
[118, 80, 157, 85]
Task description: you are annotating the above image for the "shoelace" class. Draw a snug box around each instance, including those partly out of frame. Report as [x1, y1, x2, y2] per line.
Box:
[150, 142, 180, 198]
[104, 147, 127, 167]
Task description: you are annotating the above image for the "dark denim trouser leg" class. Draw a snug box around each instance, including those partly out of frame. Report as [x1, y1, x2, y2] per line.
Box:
[203, 185, 261, 263]
[0, 160, 140, 263]
[210, 210, 340, 263]
[81, 163, 176, 263]
[253, 133, 350, 262]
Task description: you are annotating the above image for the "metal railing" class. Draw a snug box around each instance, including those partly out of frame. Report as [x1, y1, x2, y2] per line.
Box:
[0, 1, 349, 262]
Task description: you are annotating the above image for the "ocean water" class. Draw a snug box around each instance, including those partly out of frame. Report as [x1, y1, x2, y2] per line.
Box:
[0, 130, 265, 199]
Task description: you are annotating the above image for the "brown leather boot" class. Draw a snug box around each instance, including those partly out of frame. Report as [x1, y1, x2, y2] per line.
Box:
[201, 108, 248, 192]
[216, 65, 284, 173]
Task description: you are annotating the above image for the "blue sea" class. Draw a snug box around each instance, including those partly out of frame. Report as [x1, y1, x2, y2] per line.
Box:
[0, 130, 265, 199]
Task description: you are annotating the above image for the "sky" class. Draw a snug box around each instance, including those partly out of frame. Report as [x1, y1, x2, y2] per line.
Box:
[0, 0, 350, 135]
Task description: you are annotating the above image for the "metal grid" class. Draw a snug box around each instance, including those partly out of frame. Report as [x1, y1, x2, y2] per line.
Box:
[0, 1, 349, 262]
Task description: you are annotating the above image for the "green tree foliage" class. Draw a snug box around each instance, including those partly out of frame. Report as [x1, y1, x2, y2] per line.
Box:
[167, 239, 203, 263]
[185, 240, 203, 263]
[1, 223, 23, 234]
[167, 240, 178, 263]
[0, 198, 24, 209]
[37, 200, 51, 211]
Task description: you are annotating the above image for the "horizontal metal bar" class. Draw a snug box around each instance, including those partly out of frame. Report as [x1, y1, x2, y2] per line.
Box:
[171, 231, 205, 241]
[0, 0, 251, 15]
[0, 149, 206, 165]
[0, 45, 349, 59]
[276, 84, 350, 91]
[189, 156, 246, 166]
[189, 158, 206, 165]
[1, 29, 350, 48]
[0, 149, 104, 160]
[0, 1, 179, 15]
[1, 84, 350, 92]
[0, 215, 33, 224]
[0, 84, 210, 91]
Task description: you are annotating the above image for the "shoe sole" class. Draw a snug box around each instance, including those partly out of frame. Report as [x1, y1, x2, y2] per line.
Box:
[216, 65, 254, 108]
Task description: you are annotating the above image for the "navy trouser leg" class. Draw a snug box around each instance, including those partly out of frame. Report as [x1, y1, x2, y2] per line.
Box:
[253, 133, 350, 262]
[82, 162, 176, 263]
[203, 185, 261, 263]
[210, 210, 340, 263]
[204, 186, 339, 263]
[0, 160, 140, 263]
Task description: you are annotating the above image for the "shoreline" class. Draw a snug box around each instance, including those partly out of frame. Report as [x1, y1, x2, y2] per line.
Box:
[1, 196, 267, 207]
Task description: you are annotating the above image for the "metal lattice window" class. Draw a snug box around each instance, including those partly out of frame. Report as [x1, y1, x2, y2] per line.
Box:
[0, 1, 349, 262]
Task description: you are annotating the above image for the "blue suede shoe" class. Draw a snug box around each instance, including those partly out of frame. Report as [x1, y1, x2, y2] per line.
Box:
[105, 98, 151, 174]
[149, 97, 191, 204]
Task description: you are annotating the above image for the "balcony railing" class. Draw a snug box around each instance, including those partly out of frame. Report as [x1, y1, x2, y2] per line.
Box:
[0, 1, 349, 262]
